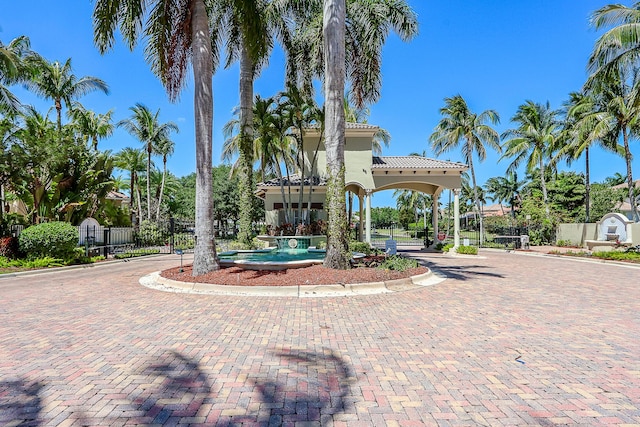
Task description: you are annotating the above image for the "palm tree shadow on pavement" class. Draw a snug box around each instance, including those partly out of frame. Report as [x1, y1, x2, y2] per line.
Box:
[423, 263, 505, 282]
[237, 348, 356, 425]
[0, 379, 43, 426]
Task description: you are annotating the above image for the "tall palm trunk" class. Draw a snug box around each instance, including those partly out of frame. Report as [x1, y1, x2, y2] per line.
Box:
[306, 132, 324, 224]
[323, 0, 349, 269]
[585, 147, 590, 223]
[135, 176, 144, 224]
[146, 144, 152, 220]
[296, 132, 305, 226]
[191, 0, 218, 275]
[468, 141, 484, 244]
[539, 155, 550, 216]
[622, 129, 638, 221]
[156, 157, 167, 221]
[276, 161, 290, 225]
[237, 44, 255, 245]
[129, 171, 137, 226]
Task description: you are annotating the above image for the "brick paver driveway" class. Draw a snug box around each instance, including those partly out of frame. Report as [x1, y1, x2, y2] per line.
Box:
[1, 250, 639, 426]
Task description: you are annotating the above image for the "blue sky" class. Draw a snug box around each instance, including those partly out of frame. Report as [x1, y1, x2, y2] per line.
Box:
[2, 0, 635, 208]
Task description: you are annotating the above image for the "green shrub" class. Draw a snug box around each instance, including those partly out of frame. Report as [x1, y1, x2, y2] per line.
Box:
[0, 256, 65, 270]
[441, 243, 454, 252]
[349, 241, 374, 255]
[18, 222, 79, 260]
[591, 250, 640, 263]
[377, 255, 419, 271]
[456, 245, 478, 255]
[134, 220, 167, 246]
[226, 237, 266, 251]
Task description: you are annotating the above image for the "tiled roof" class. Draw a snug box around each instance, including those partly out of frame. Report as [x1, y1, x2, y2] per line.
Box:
[258, 173, 327, 187]
[372, 156, 467, 170]
[307, 122, 379, 131]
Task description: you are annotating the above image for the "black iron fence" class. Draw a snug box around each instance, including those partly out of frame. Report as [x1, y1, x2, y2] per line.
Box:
[80, 218, 196, 257]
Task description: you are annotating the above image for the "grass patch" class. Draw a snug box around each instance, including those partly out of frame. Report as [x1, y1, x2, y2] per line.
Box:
[456, 245, 478, 255]
[549, 249, 640, 264]
[377, 255, 419, 271]
[114, 249, 161, 259]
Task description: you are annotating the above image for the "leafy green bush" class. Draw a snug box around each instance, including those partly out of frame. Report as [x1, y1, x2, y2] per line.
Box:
[456, 245, 478, 255]
[377, 255, 419, 271]
[591, 250, 640, 263]
[226, 237, 267, 251]
[349, 241, 374, 255]
[441, 243, 454, 252]
[0, 256, 65, 270]
[18, 222, 79, 260]
[134, 220, 167, 246]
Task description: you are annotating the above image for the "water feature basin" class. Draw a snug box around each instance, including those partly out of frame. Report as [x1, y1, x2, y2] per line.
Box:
[218, 248, 365, 271]
[219, 248, 326, 271]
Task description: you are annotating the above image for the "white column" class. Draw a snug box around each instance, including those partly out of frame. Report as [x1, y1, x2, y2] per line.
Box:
[365, 190, 372, 244]
[358, 193, 364, 242]
[454, 188, 461, 248]
[432, 192, 439, 246]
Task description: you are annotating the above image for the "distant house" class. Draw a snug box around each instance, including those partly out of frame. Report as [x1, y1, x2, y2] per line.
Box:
[611, 180, 640, 221]
[105, 190, 131, 209]
[255, 123, 470, 247]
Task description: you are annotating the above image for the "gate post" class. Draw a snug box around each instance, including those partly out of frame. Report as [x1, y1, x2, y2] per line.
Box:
[103, 227, 111, 257]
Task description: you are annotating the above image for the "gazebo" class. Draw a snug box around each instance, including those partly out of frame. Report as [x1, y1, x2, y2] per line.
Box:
[255, 123, 469, 248]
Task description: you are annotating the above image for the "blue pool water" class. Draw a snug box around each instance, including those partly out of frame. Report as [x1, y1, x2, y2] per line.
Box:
[218, 248, 326, 262]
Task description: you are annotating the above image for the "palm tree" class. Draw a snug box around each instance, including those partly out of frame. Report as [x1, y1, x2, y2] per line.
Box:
[430, 95, 500, 244]
[588, 3, 640, 221]
[94, 0, 221, 275]
[0, 36, 34, 115]
[285, 0, 418, 109]
[114, 147, 146, 226]
[484, 172, 524, 218]
[210, 0, 272, 246]
[26, 58, 108, 132]
[278, 85, 322, 226]
[588, 3, 640, 82]
[118, 104, 178, 222]
[604, 172, 627, 186]
[154, 136, 175, 221]
[558, 91, 624, 222]
[68, 102, 114, 150]
[322, 0, 350, 268]
[501, 101, 561, 217]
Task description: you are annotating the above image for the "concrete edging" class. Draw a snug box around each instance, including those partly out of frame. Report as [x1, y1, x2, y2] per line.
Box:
[141, 268, 445, 297]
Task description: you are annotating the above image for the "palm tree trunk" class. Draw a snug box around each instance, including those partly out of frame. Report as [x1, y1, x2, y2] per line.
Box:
[135, 178, 143, 224]
[540, 156, 550, 216]
[276, 163, 290, 225]
[238, 44, 255, 245]
[191, 0, 218, 275]
[468, 148, 484, 245]
[306, 132, 324, 225]
[129, 172, 137, 226]
[297, 134, 305, 227]
[585, 147, 590, 223]
[156, 158, 167, 221]
[146, 146, 152, 221]
[622, 129, 638, 221]
[323, 0, 349, 269]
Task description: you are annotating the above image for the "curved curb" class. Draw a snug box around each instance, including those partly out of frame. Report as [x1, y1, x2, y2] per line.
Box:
[140, 269, 446, 298]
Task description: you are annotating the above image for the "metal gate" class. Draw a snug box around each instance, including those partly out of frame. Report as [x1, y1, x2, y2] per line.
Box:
[369, 224, 430, 248]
